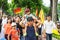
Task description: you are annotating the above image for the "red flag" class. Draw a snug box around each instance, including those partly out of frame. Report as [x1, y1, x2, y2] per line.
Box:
[14, 7, 21, 14]
[36, 8, 38, 16]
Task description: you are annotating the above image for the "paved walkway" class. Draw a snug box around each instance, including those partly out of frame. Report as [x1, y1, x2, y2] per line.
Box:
[52, 37, 57, 40]
[42, 37, 57, 40]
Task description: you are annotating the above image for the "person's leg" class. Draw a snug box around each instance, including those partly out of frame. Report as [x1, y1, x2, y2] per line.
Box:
[46, 33, 49, 40]
[25, 36, 30, 40]
[5, 34, 8, 40]
[20, 36, 25, 40]
[38, 28, 42, 40]
[32, 36, 36, 40]
[49, 34, 52, 40]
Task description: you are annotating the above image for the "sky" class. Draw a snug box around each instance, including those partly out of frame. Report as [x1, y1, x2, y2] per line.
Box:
[43, 0, 60, 7]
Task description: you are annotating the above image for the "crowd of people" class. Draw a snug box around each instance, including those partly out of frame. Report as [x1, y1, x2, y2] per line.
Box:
[0, 8, 57, 40]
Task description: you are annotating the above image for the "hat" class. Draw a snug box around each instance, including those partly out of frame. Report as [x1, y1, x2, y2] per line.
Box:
[25, 8, 30, 13]
[11, 22, 16, 26]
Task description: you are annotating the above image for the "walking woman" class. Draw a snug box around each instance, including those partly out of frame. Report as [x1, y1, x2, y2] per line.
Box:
[4, 18, 12, 40]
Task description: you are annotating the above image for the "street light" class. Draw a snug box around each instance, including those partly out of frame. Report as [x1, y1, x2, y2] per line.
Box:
[7, 0, 12, 4]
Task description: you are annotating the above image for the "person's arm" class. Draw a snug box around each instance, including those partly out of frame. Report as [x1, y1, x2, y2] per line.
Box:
[33, 23, 37, 33]
[23, 22, 28, 36]
[31, 14, 37, 20]
[36, 20, 42, 27]
[25, 23, 28, 33]
[53, 22, 57, 29]
[33, 23, 39, 36]
[43, 21, 46, 33]
[19, 21, 25, 28]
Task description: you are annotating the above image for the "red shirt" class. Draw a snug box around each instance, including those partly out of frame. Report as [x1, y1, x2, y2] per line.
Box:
[4, 24, 12, 34]
[9, 29, 20, 40]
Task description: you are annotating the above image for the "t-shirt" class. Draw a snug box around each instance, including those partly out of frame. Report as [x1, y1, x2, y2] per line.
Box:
[9, 29, 19, 40]
[4, 24, 12, 34]
[2, 18, 7, 27]
[43, 20, 56, 34]
[24, 14, 34, 19]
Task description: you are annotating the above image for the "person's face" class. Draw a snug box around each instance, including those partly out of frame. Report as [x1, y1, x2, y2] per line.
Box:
[28, 21, 33, 25]
[16, 17, 19, 22]
[12, 26, 16, 29]
[27, 11, 30, 15]
[47, 16, 51, 21]
[8, 19, 11, 23]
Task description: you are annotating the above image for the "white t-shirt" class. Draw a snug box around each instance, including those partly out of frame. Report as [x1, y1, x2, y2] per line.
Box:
[2, 18, 7, 27]
[25, 14, 34, 18]
[38, 25, 41, 28]
[43, 20, 56, 34]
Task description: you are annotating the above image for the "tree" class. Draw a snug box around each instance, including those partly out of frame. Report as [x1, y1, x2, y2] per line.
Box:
[2, 0, 43, 16]
[2, 0, 49, 16]
[0, 0, 2, 8]
[50, 0, 58, 22]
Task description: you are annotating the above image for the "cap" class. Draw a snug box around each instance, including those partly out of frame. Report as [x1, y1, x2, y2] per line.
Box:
[25, 8, 30, 13]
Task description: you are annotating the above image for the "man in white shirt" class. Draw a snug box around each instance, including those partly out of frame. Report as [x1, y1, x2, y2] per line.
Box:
[43, 15, 56, 40]
[0, 15, 7, 39]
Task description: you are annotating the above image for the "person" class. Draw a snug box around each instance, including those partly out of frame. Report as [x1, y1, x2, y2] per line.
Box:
[0, 16, 2, 33]
[43, 15, 56, 40]
[2, 15, 7, 27]
[15, 16, 23, 40]
[8, 22, 20, 40]
[0, 16, 2, 39]
[4, 18, 12, 40]
[36, 17, 42, 40]
[24, 17, 37, 40]
[23, 8, 37, 21]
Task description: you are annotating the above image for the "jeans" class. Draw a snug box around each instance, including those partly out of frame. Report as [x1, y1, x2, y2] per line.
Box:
[20, 36, 25, 40]
[46, 33, 52, 40]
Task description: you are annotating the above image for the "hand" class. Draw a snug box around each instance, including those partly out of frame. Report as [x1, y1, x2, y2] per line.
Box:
[23, 33, 27, 37]
[33, 23, 36, 27]
[25, 23, 29, 27]
[35, 32, 39, 36]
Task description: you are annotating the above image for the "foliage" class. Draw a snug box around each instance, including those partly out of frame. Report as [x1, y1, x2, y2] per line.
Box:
[0, 0, 2, 8]
[2, 0, 49, 16]
[42, 5, 50, 16]
[57, 3, 60, 18]
[53, 33, 60, 40]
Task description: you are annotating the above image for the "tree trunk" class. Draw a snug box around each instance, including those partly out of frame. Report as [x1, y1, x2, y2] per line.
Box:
[49, 0, 53, 17]
[52, 0, 58, 22]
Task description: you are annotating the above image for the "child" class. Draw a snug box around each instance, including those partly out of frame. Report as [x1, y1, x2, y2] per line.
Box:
[43, 15, 56, 40]
[24, 17, 37, 40]
[8, 22, 20, 40]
